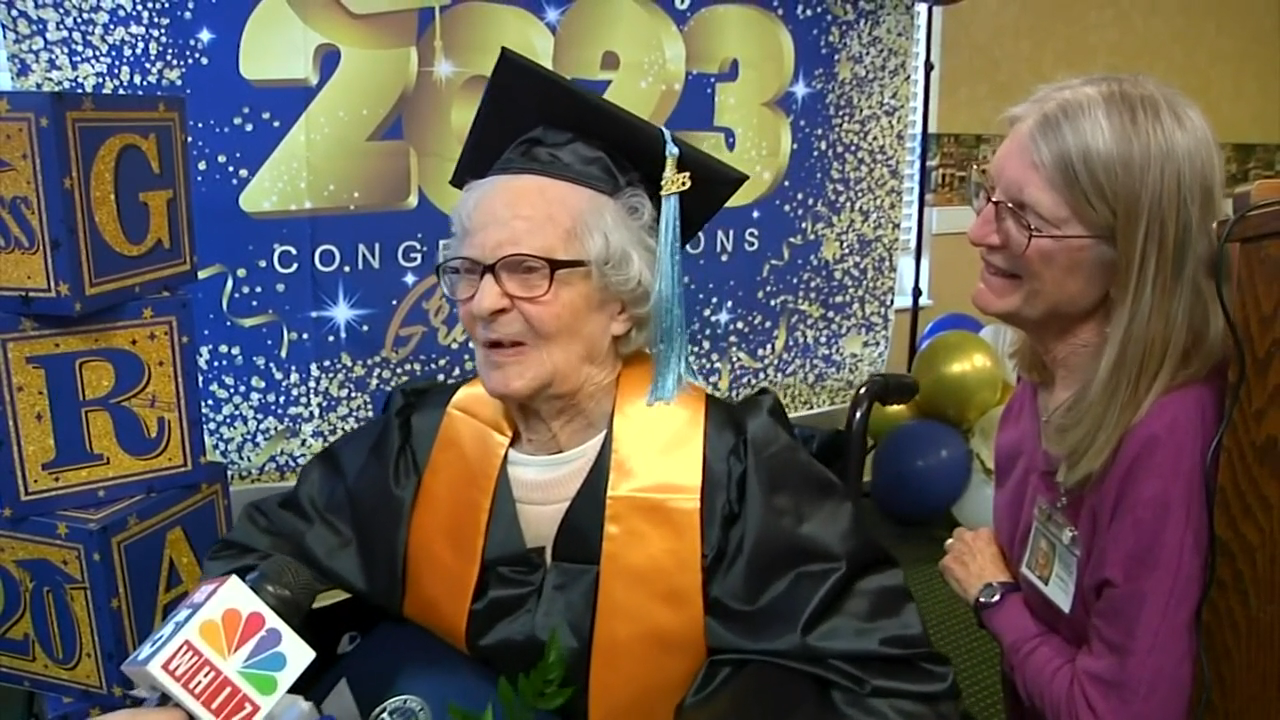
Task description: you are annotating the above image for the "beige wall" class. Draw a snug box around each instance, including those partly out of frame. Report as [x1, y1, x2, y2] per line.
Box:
[885, 0, 1280, 371]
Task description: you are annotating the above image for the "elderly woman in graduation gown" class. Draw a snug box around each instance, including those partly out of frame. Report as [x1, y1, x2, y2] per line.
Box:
[204, 50, 960, 720]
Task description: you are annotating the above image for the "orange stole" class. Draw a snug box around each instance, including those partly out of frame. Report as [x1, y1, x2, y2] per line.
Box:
[401, 356, 708, 719]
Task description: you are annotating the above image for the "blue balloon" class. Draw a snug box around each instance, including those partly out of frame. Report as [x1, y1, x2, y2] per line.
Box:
[870, 419, 972, 525]
[919, 312, 986, 348]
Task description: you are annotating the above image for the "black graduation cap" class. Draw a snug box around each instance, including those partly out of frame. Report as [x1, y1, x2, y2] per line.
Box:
[448, 48, 748, 246]
[449, 48, 751, 403]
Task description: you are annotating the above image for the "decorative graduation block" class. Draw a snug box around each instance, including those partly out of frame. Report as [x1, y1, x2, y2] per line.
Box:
[0, 292, 205, 519]
[0, 467, 231, 700]
[34, 690, 128, 720]
[0, 91, 196, 317]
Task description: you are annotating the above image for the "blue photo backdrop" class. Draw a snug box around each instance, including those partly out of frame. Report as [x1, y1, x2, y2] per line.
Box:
[2, 0, 913, 482]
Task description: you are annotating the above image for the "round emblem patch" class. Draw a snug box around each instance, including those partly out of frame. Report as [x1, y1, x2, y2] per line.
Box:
[370, 695, 432, 720]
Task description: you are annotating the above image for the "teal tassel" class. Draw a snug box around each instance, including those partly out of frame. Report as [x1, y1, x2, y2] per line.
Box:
[647, 128, 688, 405]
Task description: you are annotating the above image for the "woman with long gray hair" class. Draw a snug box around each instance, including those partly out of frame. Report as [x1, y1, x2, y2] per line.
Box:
[939, 75, 1226, 718]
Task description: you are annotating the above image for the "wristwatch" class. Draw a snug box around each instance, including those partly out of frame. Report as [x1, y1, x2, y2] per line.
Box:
[973, 581, 1021, 613]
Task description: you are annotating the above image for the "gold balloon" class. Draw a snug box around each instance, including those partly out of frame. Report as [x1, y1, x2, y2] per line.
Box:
[912, 330, 1008, 431]
[998, 381, 1016, 405]
[868, 401, 918, 444]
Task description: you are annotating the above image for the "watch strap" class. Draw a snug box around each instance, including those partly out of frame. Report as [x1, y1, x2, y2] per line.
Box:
[973, 581, 1020, 631]
[974, 581, 1021, 612]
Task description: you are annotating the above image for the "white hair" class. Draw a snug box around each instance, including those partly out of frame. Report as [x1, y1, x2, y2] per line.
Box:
[448, 176, 659, 356]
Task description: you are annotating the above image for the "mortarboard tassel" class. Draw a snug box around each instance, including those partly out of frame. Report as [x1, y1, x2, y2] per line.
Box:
[647, 128, 691, 405]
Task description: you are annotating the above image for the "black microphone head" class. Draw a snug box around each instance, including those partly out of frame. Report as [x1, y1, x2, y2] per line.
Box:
[245, 555, 327, 628]
[261, 554, 327, 597]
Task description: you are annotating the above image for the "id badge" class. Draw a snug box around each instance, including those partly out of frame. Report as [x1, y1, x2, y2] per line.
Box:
[1020, 498, 1080, 613]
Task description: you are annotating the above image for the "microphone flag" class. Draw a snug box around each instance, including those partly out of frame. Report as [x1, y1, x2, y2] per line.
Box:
[122, 574, 318, 720]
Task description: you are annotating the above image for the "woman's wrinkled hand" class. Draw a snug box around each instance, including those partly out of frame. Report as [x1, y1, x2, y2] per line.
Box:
[938, 526, 1016, 604]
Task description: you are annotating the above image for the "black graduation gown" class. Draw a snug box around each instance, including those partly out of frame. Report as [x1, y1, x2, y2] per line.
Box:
[203, 378, 961, 720]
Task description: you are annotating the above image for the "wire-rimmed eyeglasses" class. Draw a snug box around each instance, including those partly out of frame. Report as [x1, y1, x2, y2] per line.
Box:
[968, 164, 1106, 254]
[435, 253, 590, 301]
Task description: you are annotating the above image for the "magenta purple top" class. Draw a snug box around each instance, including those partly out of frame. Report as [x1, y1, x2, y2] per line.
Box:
[987, 377, 1221, 719]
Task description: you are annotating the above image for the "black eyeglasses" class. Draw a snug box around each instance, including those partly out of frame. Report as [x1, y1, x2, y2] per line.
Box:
[435, 253, 590, 301]
[968, 164, 1105, 254]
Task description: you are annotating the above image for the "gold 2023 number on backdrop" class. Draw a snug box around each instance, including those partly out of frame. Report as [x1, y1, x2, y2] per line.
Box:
[238, 0, 796, 217]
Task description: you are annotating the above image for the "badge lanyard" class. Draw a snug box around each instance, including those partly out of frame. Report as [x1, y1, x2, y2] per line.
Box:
[1022, 491, 1081, 613]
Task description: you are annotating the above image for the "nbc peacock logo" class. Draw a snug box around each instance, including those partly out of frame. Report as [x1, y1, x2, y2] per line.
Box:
[198, 608, 289, 696]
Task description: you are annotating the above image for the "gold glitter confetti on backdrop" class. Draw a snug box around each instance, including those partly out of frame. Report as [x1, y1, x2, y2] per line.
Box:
[692, 2, 915, 415]
[1, 1, 209, 92]
[3, 1, 916, 484]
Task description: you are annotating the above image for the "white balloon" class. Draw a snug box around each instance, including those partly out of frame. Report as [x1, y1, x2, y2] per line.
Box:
[951, 460, 995, 529]
[979, 322, 1019, 384]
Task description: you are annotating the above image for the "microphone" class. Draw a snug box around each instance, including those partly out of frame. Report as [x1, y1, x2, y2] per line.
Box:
[121, 572, 318, 720]
[844, 373, 920, 489]
[245, 555, 330, 630]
